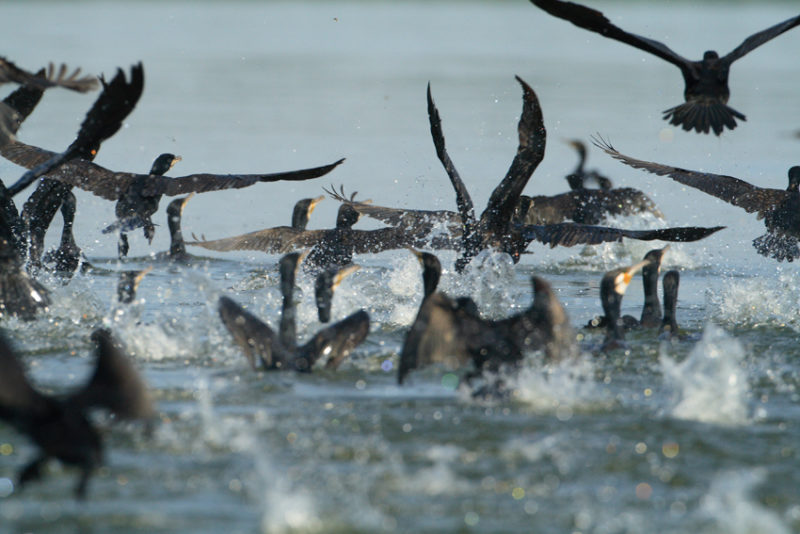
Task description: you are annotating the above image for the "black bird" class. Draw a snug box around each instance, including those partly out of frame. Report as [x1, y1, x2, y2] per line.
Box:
[595, 138, 800, 262]
[218, 252, 369, 372]
[659, 270, 680, 338]
[117, 267, 152, 304]
[0, 328, 154, 498]
[100, 153, 181, 257]
[529, 0, 800, 135]
[189, 202, 423, 272]
[2, 64, 145, 267]
[398, 250, 575, 384]
[326, 79, 721, 269]
[598, 259, 650, 350]
[314, 264, 360, 323]
[0, 226, 50, 320]
[398, 250, 471, 384]
[40, 191, 84, 275]
[587, 245, 670, 330]
[564, 139, 612, 190]
[158, 193, 195, 261]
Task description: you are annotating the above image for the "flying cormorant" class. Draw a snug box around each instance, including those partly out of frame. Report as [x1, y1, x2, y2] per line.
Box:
[594, 138, 800, 261]
[0, 329, 153, 498]
[529, 0, 800, 135]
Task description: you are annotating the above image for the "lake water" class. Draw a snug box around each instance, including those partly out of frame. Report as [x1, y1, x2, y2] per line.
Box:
[2, 1, 800, 532]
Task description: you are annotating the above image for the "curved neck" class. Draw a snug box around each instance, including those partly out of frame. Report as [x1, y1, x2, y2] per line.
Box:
[422, 264, 441, 298]
[291, 204, 310, 230]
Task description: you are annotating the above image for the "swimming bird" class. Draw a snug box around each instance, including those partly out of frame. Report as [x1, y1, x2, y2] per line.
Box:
[598, 259, 651, 350]
[117, 266, 152, 304]
[218, 252, 369, 372]
[314, 264, 360, 323]
[529, 0, 800, 135]
[0, 328, 154, 499]
[3, 64, 145, 266]
[594, 138, 800, 261]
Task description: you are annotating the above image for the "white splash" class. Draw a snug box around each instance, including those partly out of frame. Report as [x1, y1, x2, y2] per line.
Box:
[699, 469, 791, 534]
[660, 324, 749, 425]
[710, 271, 800, 331]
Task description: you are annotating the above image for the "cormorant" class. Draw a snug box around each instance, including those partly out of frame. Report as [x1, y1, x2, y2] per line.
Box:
[598, 259, 651, 350]
[2, 64, 145, 267]
[4, 99, 345, 256]
[218, 252, 369, 372]
[529, 0, 800, 135]
[564, 139, 611, 190]
[40, 191, 83, 275]
[314, 264, 360, 323]
[326, 79, 722, 269]
[594, 138, 800, 261]
[0, 328, 154, 499]
[159, 194, 195, 261]
[189, 202, 425, 272]
[117, 267, 152, 304]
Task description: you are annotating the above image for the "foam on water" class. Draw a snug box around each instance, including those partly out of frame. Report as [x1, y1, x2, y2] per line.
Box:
[659, 324, 750, 425]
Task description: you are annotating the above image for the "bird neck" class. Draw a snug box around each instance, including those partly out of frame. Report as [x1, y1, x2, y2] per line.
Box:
[291, 204, 310, 230]
[661, 271, 680, 334]
[640, 263, 662, 327]
[600, 277, 625, 341]
[167, 208, 185, 257]
[278, 269, 298, 350]
[422, 265, 441, 298]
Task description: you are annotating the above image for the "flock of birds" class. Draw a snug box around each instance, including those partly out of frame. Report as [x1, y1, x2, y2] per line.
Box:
[0, 0, 798, 499]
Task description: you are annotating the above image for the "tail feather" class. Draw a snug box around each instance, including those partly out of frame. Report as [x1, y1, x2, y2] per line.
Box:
[662, 99, 746, 136]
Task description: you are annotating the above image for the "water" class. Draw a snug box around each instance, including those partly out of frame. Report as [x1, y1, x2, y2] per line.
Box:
[2, 1, 800, 532]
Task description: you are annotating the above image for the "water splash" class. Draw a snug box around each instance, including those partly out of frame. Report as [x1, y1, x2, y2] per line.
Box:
[709, 270, 800, 331]
[660, 324, 749, 425]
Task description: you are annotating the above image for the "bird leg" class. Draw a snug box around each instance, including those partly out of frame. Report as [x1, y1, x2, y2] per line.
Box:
[118, 232, 129, 258]
[17, 454, 48, 490]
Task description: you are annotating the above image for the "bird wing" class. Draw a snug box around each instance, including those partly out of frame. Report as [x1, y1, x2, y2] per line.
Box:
[520, 222, 725, 248]
[528, 0, 690, 69]
[480, 76, 547, 235]
[593, 137, 788, 216]
[1, 71, 45, 135]
[0, 57, 98, 93]
[187, 227, 325, 254]
[218, 296, 287, 370]
[722, 14, 800, 65]
[298, 310, 370, 371]
[0, 334, 51, 421]
[522, 193, 575, 224]
[427, 83, 476, 228]
[142, 159, 345, 197]
[69, 329, 154, 420]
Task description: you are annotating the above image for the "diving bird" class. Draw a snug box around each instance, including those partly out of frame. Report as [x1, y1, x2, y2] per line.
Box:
[529, 0, 800, 135]
[218, 252, 369, 372]
[0, 328, 154, 499]
[594, 138, 800, 262]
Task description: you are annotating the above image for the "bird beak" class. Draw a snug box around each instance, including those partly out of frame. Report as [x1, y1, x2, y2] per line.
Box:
[180, 193, 195, 212]
[408, 248, 423, 264]
[308, 195, 325, 215]
[134, 266, 153, 288]
[170, 155, 182, 170]
[332, 264, 360, 291]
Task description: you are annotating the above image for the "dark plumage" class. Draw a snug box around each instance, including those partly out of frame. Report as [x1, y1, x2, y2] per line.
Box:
[218, 252, 369, 372]
[314, 264, 360, 323]
[40, 191, 83, 275]
[529, 0, 800, 135]
[0, 57, 97, 93]
[117, 267, 152, 304]
[659, 270, 680, 338]
[595, 138, 800, 261]
[598, 259, 650, 350]
[0, 328, 153, 499]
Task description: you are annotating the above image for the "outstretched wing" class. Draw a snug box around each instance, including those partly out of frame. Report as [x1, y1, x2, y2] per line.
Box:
[297, 310, 370, 371]
[143, 159, 346, 197]
[722, 14, 800, 65]
[69, 329, 154, 420]
[593, 137, 788, 217]
[529, 0, 689, 69]
[480, 76, 547, 234]
[520, 222, 725, 248]
[187, 227, 323, 254]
